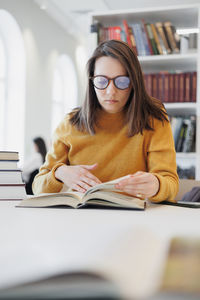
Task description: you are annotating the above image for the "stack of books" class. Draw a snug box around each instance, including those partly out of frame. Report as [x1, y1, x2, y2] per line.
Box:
[0, 151, 27, 200]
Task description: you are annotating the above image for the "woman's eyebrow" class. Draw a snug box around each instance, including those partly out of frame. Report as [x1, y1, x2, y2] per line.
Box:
[93, 74, 128, 77]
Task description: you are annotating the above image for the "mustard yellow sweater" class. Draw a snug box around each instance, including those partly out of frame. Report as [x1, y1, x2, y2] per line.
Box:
[33, 110, 178, 202]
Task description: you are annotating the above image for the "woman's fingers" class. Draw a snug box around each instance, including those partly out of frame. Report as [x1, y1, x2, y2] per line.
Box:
[72, 180, 92, 193]
[115, 172, 159, 198]
[55, 164, 101, 193]
[81, 169, 102, 185]
[80, 163, 98, 170]
[80, 175, 101, 187]
[116, 172, 147, 187]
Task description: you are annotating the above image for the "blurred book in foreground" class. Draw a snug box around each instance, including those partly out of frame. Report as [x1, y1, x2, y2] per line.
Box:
[152, 237, 200, 299]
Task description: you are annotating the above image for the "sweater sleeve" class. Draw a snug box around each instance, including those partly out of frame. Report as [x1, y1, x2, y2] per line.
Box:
[32, 117, 70, 195]
[146, 118, 179, 203]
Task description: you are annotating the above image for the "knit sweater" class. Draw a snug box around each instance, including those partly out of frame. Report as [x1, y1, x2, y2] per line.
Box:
[32, 110, 178, 202]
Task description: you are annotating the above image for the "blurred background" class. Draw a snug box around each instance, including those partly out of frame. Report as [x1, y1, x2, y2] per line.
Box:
[0, 0, 199, 178]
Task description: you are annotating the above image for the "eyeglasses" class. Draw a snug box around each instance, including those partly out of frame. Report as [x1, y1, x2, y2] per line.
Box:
[90, 75, 130, 90]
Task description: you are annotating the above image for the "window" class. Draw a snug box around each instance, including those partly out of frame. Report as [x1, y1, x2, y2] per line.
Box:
[0, 35, 6, 148]
[0, 10, 26, 160]
[75, 45, 88, 91]
[51, 55, 78, 133]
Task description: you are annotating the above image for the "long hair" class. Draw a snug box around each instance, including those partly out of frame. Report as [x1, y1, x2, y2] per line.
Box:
[33, 137, 47, 162]
[70, 39, 168, 137]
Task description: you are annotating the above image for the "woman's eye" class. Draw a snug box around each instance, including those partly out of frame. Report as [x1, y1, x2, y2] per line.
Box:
[98, 77, 107, 84]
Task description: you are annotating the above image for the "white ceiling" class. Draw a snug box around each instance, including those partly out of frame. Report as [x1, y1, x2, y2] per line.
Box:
[34, 0, 200, 42]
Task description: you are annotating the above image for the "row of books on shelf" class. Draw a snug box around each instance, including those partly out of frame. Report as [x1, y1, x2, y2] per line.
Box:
[92, 19, 197, 56]
[169, 115, 196, 153]
[177, 165, 195, 179]
[144, 71, 196, 103]
[0, 151, 27, 200]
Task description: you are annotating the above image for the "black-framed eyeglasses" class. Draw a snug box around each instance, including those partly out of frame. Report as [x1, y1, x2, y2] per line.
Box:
[90, 75, 130, 90]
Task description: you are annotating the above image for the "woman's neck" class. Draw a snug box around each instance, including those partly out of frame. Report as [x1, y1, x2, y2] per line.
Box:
[95, 108, 126, 131]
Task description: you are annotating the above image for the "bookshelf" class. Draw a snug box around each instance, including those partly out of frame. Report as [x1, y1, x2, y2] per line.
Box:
[89, 4, 200, 179]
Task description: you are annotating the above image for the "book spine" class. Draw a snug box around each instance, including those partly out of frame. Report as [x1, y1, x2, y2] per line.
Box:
[145, 23, 159, 55]
[141, 20, 153, 55]
[191, 72, 197, 102]
[176, 121, 188, 152]
[158, 72, 164, 102]
[0, 183, 25, 186]
[164, 22, 180, 53]
[122, 19, 132, 48]
[168, 73, 175, 102]
[145, 73, 153, 96]
[98, 26, 105, 43]
[163, 72, 169, 102]
[135, 23, 147, 56]
[172, 117, 184, 150]
[152, 74, 158, 98]
[155, 22, 172, 54]
[128, 27, 138, 54]
[182, 116, 196, 152]
[174, 72, 180, 102]
[179, 72, 185, 102]
[184, 72, 191, 102]
[132, 24, 142, 56]
[120, 29, 127, 42]
[140, 21, 151, 55]
[150, 23, 163, 55]
[112, 26, 122, 40]
[107, 27, 111, 40]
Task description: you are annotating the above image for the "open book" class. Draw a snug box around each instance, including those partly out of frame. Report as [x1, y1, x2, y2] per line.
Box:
[17, 175, 145, 210]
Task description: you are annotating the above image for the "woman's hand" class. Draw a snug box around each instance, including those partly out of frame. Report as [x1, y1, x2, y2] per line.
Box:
[115, 171, 159, 199]
[55, 163, 101, 193]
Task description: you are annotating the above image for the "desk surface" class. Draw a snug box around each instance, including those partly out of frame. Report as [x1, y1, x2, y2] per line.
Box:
[0, 201, 200, 299]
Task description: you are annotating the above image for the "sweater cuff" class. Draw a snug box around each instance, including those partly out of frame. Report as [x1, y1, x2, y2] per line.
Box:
[148, 173, 177, 203]
[49, 163, 66, 191]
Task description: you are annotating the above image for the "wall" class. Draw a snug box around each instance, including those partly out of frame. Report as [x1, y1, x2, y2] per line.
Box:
[0, 0, 83, 158]
[107, 0, 200, 10]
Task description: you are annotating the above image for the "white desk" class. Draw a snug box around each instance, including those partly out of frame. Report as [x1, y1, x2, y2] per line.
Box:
[0, 201, 200, 299]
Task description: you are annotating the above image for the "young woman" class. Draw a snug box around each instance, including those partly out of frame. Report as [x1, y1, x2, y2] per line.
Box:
[23, 137, 47, 194]
[33, 40, 178, 202]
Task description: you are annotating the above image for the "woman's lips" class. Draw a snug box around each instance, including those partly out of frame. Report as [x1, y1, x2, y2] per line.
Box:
[105, 100, 118, 104]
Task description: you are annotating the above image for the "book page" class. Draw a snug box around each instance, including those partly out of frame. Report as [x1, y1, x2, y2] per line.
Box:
[84, 175, 131, 196]
[82, 190, 145, 210]
[17, 191, 83, 208]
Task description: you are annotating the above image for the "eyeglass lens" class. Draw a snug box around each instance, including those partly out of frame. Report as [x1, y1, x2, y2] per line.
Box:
[93, 76, 130, 90]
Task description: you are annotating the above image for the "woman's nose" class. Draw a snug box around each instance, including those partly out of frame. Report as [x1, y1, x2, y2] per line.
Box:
[106, 80, 117, 95]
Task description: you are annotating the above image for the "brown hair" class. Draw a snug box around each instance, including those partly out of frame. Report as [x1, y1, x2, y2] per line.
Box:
[33, 137, 47, 163]
[69, 39, 168, 137]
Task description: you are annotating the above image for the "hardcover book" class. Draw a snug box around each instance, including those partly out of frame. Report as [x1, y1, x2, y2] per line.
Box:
[0, 160, 19, 170]
[0, 151, 19, 161]
[0, 170, 23, 184]
[0, 184, 26, 200]
[155, 22, 172, 54]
